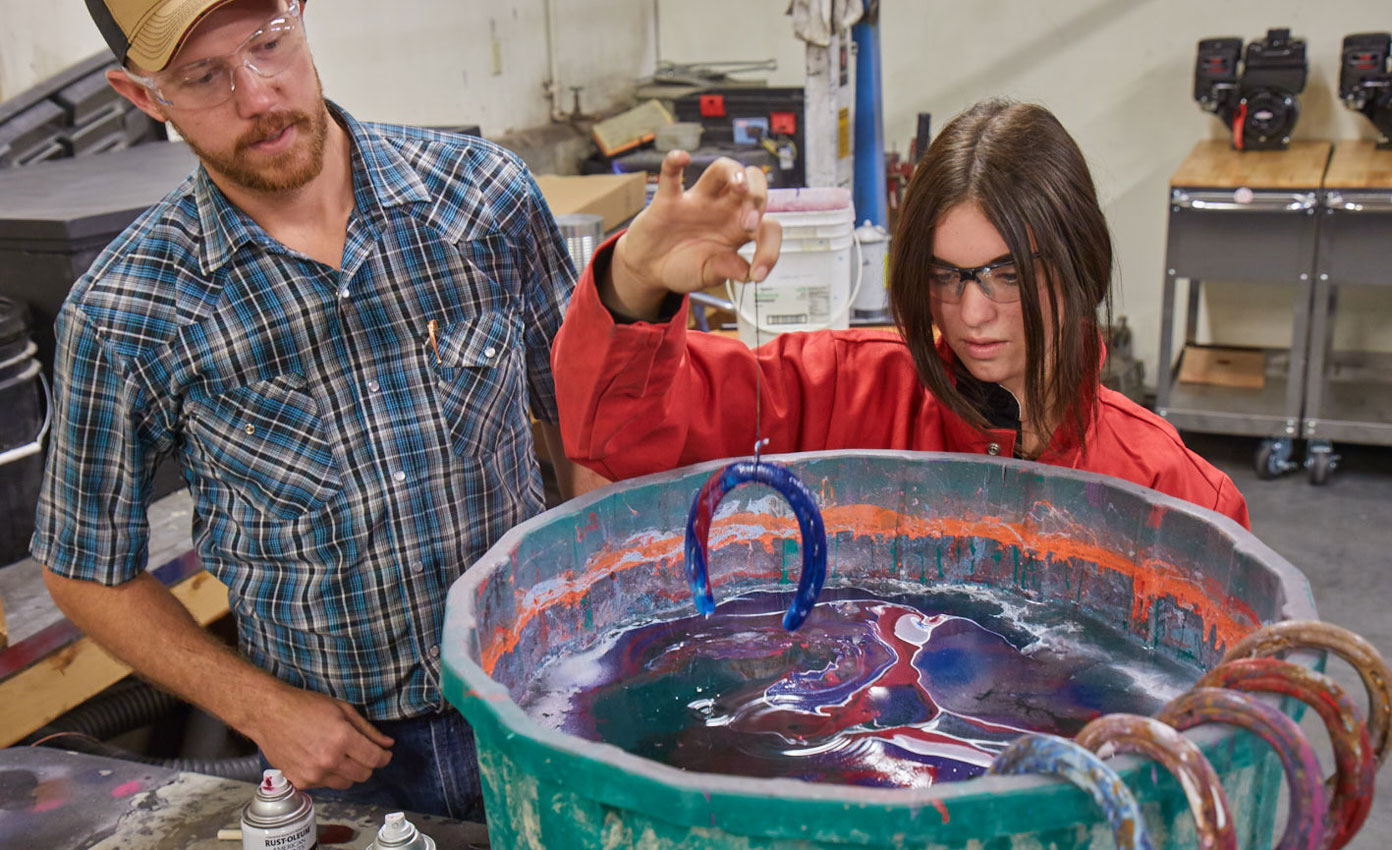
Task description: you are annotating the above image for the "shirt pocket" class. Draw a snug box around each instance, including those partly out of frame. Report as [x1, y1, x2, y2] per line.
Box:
[185, 372, 343, 520]
[432, 310, 526, 459]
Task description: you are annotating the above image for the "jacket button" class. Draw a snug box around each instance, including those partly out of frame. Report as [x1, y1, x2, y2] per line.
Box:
[987, 442, 1001, 456]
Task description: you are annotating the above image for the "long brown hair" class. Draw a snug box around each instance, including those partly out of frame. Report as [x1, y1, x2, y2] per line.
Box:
[889, 99, 1113, 453]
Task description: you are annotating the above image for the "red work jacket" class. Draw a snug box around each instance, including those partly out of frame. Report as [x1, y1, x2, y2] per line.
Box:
[553, 244, 1251, 529]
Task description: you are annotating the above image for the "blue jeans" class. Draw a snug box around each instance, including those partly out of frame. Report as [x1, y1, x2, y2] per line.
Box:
[259, 709, 484, 822]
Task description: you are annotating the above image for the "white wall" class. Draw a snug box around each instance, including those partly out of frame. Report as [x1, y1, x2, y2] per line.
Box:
[308, 0, 657, 132]
[662, 0, 1392, 375]
[0, 1, 109, 101]
[5, 1, 1389, 373]
[0, 0, 655, 135]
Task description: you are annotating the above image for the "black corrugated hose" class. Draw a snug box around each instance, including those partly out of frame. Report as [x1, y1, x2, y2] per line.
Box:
[22, 678, 262, 781]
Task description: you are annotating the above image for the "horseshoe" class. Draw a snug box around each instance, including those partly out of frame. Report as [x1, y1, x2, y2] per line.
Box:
[1156, 687, 1328, 850]
[684, 460, 827, 630]
[1198, 658, 1375, 850]
[1223, 620, 1392, 769]
[989, 733, 1154, 850]
[1076, 714, 1236, 850]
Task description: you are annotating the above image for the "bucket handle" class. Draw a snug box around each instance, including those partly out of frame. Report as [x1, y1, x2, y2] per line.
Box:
[0, 367, 52, 467]
[724, 229, 866, 338]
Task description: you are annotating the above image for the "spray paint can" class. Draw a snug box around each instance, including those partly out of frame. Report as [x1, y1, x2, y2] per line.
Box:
[368, 812, 436, 850]
[241, 769, 317, 850]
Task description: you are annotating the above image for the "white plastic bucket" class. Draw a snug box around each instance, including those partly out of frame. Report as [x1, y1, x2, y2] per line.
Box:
[851, 221, 890, 318]
[730, 188, 860, 347]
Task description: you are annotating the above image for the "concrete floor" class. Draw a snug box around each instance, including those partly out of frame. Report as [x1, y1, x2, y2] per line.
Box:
[1185, 432, 1392, 850]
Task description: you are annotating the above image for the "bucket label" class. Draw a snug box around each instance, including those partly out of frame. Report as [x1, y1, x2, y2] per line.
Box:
[757, 285, 830, 326]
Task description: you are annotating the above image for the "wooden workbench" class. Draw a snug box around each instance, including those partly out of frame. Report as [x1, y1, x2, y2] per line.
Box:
[1323, 139, 1392, 189]
[1169, 139, 1332, 189]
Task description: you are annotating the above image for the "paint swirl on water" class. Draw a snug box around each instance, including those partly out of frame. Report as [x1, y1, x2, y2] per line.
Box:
[521, 587, 1200, 787]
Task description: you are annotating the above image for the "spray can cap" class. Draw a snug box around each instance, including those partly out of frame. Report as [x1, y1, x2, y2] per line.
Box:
[260, 769, 290, 794]
[375, 812, 420, 847]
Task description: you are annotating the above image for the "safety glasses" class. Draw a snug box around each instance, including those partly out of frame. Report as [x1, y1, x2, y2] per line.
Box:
[126, 1, 306, 110]
[927, 252, 1040, 304]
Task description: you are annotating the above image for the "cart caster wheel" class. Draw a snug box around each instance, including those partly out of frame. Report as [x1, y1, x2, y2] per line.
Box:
[1255, 438, 1295, 480]
[1305, 441, 1339, 486]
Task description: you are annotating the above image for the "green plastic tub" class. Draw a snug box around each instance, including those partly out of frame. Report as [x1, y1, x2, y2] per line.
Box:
[443, 451, 1316, 849]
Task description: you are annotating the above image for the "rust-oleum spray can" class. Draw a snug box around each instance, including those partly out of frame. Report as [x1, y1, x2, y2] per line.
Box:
[368, 812, 436, 850]
[242, 769, 317, 850]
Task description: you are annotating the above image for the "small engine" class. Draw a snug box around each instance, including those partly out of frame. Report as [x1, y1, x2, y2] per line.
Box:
[1339, 32, 1392, 148]
[1194, 28, 1308, 151]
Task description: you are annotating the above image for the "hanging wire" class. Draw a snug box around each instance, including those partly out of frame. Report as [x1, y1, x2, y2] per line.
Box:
[750, 262, 768, 466]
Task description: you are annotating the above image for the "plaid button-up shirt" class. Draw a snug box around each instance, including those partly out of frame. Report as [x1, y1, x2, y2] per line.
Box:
[33, 104, 576, 719]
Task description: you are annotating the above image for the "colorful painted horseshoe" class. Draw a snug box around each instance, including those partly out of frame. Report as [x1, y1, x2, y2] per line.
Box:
[1223, 620, 1392, 769]
[1076, 714, 1236, 850]
[684, 460, 827, 630]
[989, 733, 1154, 850]
[1156, 687, 1328, 850]
[1198, 657, 1375, 850]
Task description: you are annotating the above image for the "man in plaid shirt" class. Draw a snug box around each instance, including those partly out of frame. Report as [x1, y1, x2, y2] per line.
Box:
[35, 0, 602, 819]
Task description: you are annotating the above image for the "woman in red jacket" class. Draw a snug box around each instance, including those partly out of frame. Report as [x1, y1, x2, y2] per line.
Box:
[552, 99, 1250, 527]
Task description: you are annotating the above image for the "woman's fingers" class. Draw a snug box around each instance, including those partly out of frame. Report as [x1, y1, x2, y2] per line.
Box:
[704, 250, 752, 289]
[747, 215, 782, 283]
[655, 149, 692, 201]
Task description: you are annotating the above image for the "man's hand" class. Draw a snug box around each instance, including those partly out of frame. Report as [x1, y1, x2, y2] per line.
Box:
[601, 151, 782, 321]
[40, 568, 394, 792]
[248, 683, 394, 790]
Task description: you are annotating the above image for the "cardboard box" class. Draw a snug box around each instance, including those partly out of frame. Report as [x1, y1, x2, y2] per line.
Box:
[592, 99, 674, 157]
[1178, 345, 1266, 389]
[535, 172, 646, 233]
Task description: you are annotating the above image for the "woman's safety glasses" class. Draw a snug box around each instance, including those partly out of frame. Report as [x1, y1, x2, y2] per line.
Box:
[927, 253, 1039, 304]
[126, 1, 306, 110]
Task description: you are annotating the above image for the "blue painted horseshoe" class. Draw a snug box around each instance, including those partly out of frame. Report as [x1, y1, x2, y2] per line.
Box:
[684, 460, 827, 630]
[990, 734, 1155, 850]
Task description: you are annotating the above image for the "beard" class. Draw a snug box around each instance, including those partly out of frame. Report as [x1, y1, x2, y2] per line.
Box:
[173, 82, 330, 194]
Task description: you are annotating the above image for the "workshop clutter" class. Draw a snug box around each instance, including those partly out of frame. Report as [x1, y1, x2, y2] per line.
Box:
[0, 296, 47, 566]
[730, 187, 858, 346]
[851, 219, 890, 319]
[987, 620, 1391, 850]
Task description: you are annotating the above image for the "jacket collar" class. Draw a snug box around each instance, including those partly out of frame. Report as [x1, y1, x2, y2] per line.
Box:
[933, 335, 1099, 465]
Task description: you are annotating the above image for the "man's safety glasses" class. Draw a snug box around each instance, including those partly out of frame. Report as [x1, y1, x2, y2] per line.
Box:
[126, 1, 305, 110]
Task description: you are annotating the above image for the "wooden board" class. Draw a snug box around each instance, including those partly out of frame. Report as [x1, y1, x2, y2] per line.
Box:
[1324, 140, 1392, 189]
[1170, 139, 1332, 189]
[1179, 345, 1267, 389]
[0, 570, 229, 748]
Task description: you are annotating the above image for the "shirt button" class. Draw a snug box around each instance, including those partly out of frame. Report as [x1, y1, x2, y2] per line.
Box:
[483, 346, 497, 359]
[243, 424, 256, 435]
[392, 470, 407, 483]
[339, 288, 349, 299]
[428, 645, 440, 659]
[411, 562, 425, 573]
[987, 442, 1001, 456]
[367, 380, 380, 392]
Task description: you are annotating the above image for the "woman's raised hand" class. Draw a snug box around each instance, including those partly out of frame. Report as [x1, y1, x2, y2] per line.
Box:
[601, 150, 782, 321]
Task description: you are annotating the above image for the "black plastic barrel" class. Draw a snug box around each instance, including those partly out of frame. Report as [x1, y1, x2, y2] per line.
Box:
[0, 295, 48, 566]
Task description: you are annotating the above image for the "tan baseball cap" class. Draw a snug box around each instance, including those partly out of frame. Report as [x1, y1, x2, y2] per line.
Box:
[84, 0, 241, 71]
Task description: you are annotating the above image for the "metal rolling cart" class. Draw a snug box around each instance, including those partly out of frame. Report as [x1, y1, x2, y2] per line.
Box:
[1156, 139, 1331, 479]
[1301, 140, 1392, 484]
